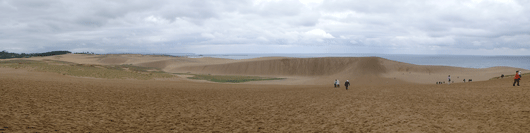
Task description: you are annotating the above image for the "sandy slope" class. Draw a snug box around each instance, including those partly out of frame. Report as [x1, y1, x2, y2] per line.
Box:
[173, 56, 525, 85]
[1, 67, 529, 132]
[2, 55, 529, 132]
[14, 54, 526, 86]
[18, 54, 526, 85]
[381, 59, 524, 84]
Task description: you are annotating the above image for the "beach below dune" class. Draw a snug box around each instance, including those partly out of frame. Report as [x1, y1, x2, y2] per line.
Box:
[1, 67, 529, 132]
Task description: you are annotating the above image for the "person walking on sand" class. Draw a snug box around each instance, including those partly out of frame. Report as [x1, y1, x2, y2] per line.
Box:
[514, 71, 521, 86]
[345, 80, 350, 90]
[334, 79, 337, 88]
[335, 79, 340, 88]
[448, 75, 451, 85]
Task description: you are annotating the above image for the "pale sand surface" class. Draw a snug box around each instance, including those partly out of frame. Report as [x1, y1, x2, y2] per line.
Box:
[1, 54, 529, 132]
[1, 68, 529, 132]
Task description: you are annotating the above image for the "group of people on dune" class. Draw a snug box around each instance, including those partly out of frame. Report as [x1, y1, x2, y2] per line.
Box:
[437, 75, 456, 84]
[439, 71, 522, 86]
[334, 79, 350, 90]
[333, 71, 523, 87]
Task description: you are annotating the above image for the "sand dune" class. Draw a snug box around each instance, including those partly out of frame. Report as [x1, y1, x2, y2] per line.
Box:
[2, 54, 530, 132]
[1, 67, 529, 132]
[98, 56, 128, 65]
[136, 60, 173, 69]
[381, 58, 524, 84]
[173, 56, 525, 84]
[177, 57, 360, 76]
[172, 57, 392, 85]
[12, 54, 527, 85]
[174, 57, 388, 82]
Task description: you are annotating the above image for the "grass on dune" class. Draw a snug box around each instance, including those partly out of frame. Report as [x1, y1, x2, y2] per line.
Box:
[0, 59, 174, 80]
[176, 73, 285, 83]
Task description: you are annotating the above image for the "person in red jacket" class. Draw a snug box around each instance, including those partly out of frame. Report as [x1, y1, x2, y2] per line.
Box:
[513, 71, 521, 86]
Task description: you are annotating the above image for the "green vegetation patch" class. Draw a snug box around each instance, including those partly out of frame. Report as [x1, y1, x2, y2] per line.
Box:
[0, 60, 174, 80]
[116, 64, 164, 73]
[183, 73, 285, 83]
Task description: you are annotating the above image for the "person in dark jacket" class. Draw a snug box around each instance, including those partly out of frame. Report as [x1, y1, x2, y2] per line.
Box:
[345, 80, 350, 90]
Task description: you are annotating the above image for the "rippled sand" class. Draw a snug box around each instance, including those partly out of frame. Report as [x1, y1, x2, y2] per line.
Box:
[1, 68, 529, 132]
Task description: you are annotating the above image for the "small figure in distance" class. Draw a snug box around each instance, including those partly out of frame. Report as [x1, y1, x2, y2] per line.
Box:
[334, 79, 338, 88]
[501, 74, 504, 79]
[514, 71, 521, 86]
[469, 79, 472, 82]
[463, 79, 466, 83]
[337, 79, 340, 88]
[448, 75, 451, 85]
[345, 80, 350, 90]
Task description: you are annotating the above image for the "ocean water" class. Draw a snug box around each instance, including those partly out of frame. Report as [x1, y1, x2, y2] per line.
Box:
[177, 53, 530, 70]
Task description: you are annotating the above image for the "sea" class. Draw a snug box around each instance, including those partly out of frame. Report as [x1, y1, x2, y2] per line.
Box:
[168, 53, 530, 70]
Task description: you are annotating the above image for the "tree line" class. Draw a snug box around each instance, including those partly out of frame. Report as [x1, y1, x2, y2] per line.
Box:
[1, 50, 184, 59]
[0, 50, 72, 59]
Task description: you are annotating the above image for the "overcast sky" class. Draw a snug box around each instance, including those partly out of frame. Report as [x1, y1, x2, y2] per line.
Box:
[1, 0, 529, 55]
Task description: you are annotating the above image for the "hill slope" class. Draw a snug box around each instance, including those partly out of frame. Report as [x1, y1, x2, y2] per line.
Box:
[173, 57, 525, 85]
[13, 54, 526, 85]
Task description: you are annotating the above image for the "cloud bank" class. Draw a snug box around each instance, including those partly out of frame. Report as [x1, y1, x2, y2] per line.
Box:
[1, 0, 529, 55]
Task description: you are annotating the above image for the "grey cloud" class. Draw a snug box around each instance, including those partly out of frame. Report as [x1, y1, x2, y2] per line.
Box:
[318, 0, 530, 51]
[254, 0, 304, 17]
[0, 0, 529, 54]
